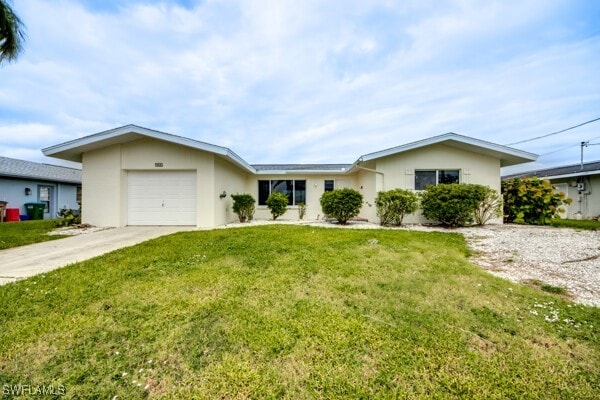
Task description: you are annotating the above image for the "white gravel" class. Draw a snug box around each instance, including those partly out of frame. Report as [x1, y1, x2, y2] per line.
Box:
[452, 224, 600, 307]
[48, 225, 113, 236]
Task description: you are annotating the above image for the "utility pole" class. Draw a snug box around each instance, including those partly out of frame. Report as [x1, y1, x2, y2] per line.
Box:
[580, 141, 588, 170]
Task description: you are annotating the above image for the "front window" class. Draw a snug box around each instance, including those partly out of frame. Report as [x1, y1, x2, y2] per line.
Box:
[324, 180, 334, 192]
[258, 180, 306, 205]
[415, 170, 459, 190]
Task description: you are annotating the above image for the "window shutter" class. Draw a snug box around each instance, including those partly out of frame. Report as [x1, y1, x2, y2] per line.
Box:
[463, 169, 470, 184]
[405, 169, 414, 189]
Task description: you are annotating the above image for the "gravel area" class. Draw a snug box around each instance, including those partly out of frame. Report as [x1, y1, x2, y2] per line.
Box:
[48, 225, 113, 236]
[453, 224, 600, 307]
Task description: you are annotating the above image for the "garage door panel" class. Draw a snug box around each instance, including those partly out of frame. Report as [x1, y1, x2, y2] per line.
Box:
[128, 171, 197, 226]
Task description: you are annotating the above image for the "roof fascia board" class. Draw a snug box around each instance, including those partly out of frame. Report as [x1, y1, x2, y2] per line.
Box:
[43, 125, 229, 157]
[358, 133, 537, 163]
[533, 170, 600, 180]
[43, 127, 537, 174]
[254, 170, 350, 175]
[43, 125, 257, 174]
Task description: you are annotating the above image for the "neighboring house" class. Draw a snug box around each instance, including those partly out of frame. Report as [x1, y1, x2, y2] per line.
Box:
[0, 156, 82, 220]
[42, 125, 537, 227]
[503, 161, 600, 220]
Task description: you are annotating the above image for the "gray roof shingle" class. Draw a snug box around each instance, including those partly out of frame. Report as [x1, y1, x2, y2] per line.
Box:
[503, 160, 600, 179]
[0, 156, 82, 184]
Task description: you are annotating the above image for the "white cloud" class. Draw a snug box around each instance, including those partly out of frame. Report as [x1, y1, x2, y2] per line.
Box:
[1, 0, 598, 171]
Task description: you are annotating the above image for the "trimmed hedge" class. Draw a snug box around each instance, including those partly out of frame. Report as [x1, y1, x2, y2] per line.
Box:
[320, 188, 363, 225]
[375, 189, 419, 226]
[266, 191, 289, 220]
[231, 193, 255, 223]
[420, 184, 490, 227]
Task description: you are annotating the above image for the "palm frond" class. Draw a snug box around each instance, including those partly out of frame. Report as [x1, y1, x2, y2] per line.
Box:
[0, 0, 26, 63]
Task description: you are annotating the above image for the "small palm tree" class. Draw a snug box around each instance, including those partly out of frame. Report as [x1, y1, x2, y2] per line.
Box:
[0, 0, 26, 64]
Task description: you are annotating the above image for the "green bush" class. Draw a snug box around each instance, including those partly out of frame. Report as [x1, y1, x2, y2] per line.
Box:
[320, 188, 363, 225]
[420, 184, 487, 227]
[502, 177, 572, 224]
[55, 207, 81, 227]
[231, 194, 255, 223]
[266, 191, 289, 220]
[375, 189, 419, 226]
[473, 186, 503, 226]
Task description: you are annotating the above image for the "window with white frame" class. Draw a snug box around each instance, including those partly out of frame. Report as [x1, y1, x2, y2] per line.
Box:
[258, 180, 306, 205]
[414, 170, 459, 190]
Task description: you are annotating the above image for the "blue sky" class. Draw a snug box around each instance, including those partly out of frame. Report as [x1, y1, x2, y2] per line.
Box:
[1, 0, 599, 173]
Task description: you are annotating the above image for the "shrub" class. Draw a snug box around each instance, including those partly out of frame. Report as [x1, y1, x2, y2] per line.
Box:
[473, 186, 503, 226]
[298, 202, 306, 220]
[502, 177, 572, 224]
[320, 188, 363, 225]
[375, 189, 419, 226]
[265, 191, 289, 220]
[55, 207, 81, 227]
[420, 184, 487, 227]
[231, 194, 255, 223]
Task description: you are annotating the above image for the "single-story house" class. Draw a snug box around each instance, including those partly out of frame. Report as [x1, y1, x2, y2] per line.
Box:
[503, 160, 600, 220]
[42, 125, 537, 227]
[0, 156, 82, 220]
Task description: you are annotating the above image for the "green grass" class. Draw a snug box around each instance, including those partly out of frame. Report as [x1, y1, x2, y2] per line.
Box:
[0, 219, 66, 250]
[541, 284, 569, 295]
[0, 225, 598, 399]
[550, 218, 600, 230]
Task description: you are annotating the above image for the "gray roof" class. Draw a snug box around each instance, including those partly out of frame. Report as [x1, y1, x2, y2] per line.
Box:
[252, 164, 352, 172]
[503, 160, 600, 180]
[0, 156, 82, 184]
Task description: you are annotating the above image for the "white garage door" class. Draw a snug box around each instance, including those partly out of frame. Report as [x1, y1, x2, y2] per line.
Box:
[128, 171, 197, 226]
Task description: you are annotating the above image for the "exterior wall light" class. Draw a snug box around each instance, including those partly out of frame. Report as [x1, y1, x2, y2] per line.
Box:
[219, 191, 227, 199]
[25, 187, 32, 196]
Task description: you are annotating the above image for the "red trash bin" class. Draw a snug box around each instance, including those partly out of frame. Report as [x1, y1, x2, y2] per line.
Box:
[5, 208, 20, 222]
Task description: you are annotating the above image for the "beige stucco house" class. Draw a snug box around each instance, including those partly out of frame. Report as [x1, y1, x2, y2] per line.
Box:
[43, 125, 537, 227]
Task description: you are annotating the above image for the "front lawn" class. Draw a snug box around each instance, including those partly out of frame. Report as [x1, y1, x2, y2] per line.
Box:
[550, 218, 600, 230]
[0, 226, 597, 399]
[0, 219, 66, 250]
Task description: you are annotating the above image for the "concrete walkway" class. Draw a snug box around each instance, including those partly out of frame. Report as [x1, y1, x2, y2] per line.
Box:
[0, 226, 194, 285]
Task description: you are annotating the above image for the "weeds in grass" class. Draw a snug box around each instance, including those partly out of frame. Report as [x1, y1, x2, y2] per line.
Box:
[0, 226, 598, 399]
[541, 284, 568, 295]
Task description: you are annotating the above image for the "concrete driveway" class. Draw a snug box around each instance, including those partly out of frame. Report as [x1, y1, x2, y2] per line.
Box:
[0, 226, 194, 285]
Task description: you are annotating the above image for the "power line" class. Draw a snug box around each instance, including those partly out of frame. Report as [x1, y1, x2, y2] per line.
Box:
[506, 117, 600, 146]
[537, 143, 580, 157]
[537, 134, 600, 158]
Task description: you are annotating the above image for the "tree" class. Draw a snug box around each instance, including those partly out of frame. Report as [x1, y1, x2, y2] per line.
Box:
[0, 0, 26, 64]
[320, 188, 363, 225]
